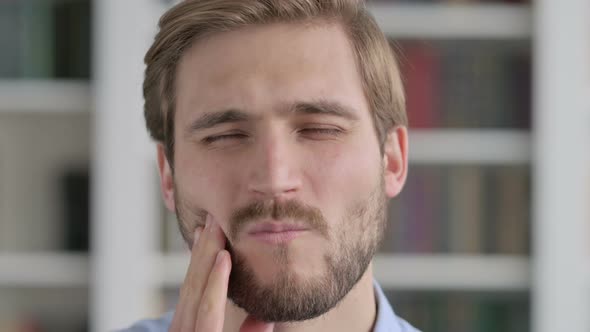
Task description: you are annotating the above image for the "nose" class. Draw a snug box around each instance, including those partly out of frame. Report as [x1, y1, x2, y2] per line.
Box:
[247, 130, 302, 200]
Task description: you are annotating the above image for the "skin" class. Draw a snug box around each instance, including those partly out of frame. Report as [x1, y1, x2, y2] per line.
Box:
[156, 21, 408, 332]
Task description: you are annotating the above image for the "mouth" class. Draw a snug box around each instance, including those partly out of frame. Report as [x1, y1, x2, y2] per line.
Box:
[246, 221, 309, 245]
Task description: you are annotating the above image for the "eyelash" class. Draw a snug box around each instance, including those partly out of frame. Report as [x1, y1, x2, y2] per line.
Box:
[298, 128, 343, 136]
[202, 127, 343, 144]
[202, 133, 248, 144]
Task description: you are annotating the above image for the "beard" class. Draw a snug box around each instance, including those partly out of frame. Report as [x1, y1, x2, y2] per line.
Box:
[174, 176, 387, 322]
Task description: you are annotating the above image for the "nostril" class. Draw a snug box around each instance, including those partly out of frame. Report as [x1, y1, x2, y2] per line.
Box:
[247, 179, 301, 200]
[246, 141, 302, 198]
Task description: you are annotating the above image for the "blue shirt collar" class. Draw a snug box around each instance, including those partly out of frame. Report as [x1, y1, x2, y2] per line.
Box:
[373, 280, 421, 332]
[121, 280, 420, 332]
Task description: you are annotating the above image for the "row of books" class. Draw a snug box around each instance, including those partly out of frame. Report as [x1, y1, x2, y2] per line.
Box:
[385, 290, 529, 332]
[0, 316, 86, 332]
[0, 0, 91, 78]
[0, 283, 88, 332]
[159, 288, 529, 332]
[57, 161, 530, 255]
[162, 289, 529, 332]
[395, 40, 531, 128]
[381, 165, 530, 254]
[0, 317, 43, 332]
[161, 165, 530, 255]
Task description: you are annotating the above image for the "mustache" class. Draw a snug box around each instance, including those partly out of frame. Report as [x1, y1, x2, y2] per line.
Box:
[228, 199, 329, 241]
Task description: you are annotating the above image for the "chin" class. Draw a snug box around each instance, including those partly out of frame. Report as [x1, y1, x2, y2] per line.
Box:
[232, 244, 324, 284]
[226, 243, 358, 322]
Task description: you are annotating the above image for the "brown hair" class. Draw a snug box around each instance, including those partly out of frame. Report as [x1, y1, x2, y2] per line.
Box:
[143, 0, 406, 165]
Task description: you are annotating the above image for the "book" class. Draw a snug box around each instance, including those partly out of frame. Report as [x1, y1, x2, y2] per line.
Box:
[385, 290, 530, 332]
[0, 2, 23, 77]
[493, 166, 530, 254]
[448, 166, 483, 253]
[61, 169, 90, 251]
[399, 41, 441, 128]
[383, 193, 406, 252]
[54, 0, 91, 78]
[0, 0, 92, 78]
[21, 1, 55, 77]
[431, 40, 531, 128]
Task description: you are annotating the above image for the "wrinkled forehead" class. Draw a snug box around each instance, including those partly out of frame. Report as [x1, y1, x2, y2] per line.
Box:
[174, 22, 370, 123]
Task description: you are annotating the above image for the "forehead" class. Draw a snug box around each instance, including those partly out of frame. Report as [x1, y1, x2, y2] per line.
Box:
[175, 21, 369, 121]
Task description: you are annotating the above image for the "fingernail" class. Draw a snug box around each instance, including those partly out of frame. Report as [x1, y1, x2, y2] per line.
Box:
[205, 214, 212, 230]
[193, 227, 202, 246]
[215, 251, 225, 266]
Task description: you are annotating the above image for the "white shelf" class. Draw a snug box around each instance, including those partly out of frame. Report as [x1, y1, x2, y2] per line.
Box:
[373, 254, 530, 291]
[138, 129, 530, 164]
[369, 3, 532, 39]
[0, 253, 88, 287]
[0, 80, 90, 113]
[159, 253, 529, 291]
[409, 129, 531, 164]
[0, 252, 529, 291]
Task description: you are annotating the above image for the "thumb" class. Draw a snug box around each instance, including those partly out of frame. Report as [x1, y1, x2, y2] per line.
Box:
[239, 315, 275, 332]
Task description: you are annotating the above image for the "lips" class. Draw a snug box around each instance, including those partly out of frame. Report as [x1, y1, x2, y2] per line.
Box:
[245, 221, 309, 244]
[247, 221, 309, 234]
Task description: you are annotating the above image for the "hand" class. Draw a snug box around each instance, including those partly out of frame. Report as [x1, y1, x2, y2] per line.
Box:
[168, 214, 274, 332]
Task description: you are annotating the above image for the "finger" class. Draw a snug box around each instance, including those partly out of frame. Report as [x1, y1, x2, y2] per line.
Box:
[195, 250, 232, 332]
[169, 226, 203, 332]
[239, 315, 275, 332]
[175, 215, 227, 331]
[183, 214, 227, 296]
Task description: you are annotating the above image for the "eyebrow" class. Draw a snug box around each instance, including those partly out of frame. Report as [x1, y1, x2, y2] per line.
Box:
[187, 109, 251, 134]
[186, 100, 360, 136]
[291, 100, 360, 121]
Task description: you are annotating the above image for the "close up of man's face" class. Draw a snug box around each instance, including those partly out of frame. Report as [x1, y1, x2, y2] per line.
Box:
[157, 21, 407, 322]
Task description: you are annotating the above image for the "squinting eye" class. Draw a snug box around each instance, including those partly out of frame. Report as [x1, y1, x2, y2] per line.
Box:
[202, 133, 248, 144]
[299, 128, 343, 136]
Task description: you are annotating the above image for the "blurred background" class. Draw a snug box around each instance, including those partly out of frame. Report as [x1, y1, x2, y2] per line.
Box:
[0, 0, 588, 331]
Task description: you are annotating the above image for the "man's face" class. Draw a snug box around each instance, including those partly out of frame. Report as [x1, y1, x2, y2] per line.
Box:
[159, 22, 406, 322]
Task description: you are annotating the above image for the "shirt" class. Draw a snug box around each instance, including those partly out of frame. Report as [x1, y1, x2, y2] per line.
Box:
[118, 280, 421, 332]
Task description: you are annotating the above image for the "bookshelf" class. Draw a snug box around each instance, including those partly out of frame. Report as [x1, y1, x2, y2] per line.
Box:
[368, 3, 531, 39]
[0, 253, 88, 288]
[1, 0, 588, 332]
[532, 1, 590, 331]
[0, 80, 90, 113]
[159, 253, 530, 291]
[408, 130, 530, 164]
[1, 253, 529, 291]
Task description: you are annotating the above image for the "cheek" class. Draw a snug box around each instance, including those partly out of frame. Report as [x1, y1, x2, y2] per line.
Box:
[174, 145, 238, 222]
[305, 141, 381, 218]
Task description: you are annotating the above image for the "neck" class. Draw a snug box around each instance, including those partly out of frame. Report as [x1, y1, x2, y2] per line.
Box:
[223, 263, 377, 332]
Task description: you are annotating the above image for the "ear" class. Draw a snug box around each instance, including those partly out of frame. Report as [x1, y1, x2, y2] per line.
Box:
[157, 143, 176, 212]
[383, 126, 409, 198]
